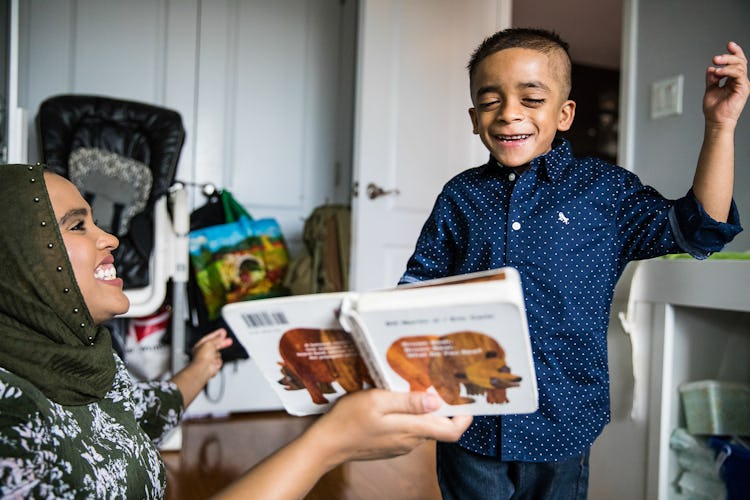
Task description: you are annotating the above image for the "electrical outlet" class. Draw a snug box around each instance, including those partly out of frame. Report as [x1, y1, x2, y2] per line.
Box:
[651, 75, 684, 119]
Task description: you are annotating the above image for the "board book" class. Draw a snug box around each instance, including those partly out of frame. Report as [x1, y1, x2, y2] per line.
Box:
[221, 267, 537, 416]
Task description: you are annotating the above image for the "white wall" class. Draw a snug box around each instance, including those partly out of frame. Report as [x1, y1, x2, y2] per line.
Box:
[631, 0, 750, 252]
[0, 0, 9, 161]
[18, 0, 357, 253]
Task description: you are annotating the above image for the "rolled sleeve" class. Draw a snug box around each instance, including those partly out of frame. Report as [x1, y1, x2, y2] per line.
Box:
[669, 189, 743, 259]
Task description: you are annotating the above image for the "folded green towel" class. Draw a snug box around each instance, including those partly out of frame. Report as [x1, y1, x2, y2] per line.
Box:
[662, 252, 750, 260]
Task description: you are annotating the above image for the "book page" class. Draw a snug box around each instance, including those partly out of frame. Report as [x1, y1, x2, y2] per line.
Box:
[342, 268, 538, 416]
[222, 293, 372, 416]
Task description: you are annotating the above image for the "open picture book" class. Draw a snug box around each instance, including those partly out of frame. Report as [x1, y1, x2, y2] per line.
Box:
[221, 267, 538, 416]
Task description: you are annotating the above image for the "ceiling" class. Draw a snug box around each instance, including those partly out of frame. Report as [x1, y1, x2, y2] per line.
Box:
[513, 0, 624, 69]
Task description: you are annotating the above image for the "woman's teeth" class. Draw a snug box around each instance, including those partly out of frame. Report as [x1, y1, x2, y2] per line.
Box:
[94, 264, 117, 281]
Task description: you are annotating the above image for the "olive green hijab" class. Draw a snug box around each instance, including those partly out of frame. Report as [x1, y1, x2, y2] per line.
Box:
[0, 164, 116, 405]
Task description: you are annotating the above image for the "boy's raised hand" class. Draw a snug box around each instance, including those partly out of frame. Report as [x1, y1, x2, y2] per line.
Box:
[704, 41, 749, 126]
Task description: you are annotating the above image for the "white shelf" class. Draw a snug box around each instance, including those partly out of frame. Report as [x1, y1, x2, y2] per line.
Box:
[629, 259, 750, 313]
[626, 259, 750, 499]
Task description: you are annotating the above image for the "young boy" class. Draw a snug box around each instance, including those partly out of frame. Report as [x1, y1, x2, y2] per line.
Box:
[399, 28, 747, 498]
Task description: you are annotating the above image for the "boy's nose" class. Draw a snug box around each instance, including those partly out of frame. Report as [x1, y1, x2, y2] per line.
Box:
[498, 100, 523, 122]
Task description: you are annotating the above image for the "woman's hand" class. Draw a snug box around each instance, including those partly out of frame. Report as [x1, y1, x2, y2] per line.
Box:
[310, 389, 473, 465]
[213, 389, 471, 500]
[191, 328, 234, 380]
[171, 328, 233, 407]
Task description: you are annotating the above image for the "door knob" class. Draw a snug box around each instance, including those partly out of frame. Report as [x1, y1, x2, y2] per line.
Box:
[366, 182, 400, 200]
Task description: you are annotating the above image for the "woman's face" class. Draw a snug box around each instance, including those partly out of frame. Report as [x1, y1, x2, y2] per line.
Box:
[44, 172, 130, 324]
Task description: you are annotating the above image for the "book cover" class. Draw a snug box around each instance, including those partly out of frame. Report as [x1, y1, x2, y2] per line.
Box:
[339, 267, 537, 416]
[221, 292, 368, 416]
[221, 267, 537, 416]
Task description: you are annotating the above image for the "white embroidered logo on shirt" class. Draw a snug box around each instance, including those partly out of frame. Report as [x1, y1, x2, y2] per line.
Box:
[557, 212, 570, 225]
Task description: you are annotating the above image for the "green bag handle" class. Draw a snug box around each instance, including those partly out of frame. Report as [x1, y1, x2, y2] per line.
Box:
[220, 190, 253, 222]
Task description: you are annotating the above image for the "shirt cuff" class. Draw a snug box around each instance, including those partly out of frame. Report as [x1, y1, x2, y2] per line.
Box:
[398, 274, 422, 285]
[669, 189, 743, 259]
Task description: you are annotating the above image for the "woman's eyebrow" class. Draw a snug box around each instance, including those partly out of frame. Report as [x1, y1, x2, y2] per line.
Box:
[59, 208, 89, 226]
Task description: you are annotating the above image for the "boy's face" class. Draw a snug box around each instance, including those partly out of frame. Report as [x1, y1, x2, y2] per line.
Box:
[469, 48, 575, 168]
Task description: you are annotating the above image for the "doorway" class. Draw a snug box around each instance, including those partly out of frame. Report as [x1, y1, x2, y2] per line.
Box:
[513, 0, 624, 164]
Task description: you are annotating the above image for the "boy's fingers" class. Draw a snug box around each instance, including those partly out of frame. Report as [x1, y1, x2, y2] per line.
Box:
[727, 41, 746, 58]
[712, 42, 747, 67]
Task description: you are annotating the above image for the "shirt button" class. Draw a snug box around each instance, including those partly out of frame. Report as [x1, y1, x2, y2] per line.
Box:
[511, 221, 521, 231]
[508, 172, 516, 181]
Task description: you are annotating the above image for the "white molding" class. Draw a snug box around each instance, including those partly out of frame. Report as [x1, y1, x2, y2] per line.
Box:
[7, 0, 28, 163]
[617, 0, 637, 171]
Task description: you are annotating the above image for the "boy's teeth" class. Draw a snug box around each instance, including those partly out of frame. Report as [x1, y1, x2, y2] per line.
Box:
[500, 134, 529, 140]
[94, 265, 117, 280]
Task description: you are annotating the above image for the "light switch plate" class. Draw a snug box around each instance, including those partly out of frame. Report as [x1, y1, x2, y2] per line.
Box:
[651, 74, 684, 119]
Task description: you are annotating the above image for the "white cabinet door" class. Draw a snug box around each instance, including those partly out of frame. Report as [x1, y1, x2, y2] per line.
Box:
[349, 0, 511, 292]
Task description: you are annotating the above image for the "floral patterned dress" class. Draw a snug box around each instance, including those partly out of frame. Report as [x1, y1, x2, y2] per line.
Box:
[0, 354, 183, 499]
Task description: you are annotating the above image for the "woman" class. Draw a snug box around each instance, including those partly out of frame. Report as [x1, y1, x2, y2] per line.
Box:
[0, 164, 471, 499]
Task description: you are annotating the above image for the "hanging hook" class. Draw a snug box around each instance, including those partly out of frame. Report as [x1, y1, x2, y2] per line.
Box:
[174, 180, 222, 199]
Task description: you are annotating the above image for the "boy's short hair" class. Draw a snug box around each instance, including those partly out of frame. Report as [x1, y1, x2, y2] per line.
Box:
[468, 27, 572, 98]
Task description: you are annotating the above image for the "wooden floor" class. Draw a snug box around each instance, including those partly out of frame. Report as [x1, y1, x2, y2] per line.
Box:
[161, 411, 442, 499]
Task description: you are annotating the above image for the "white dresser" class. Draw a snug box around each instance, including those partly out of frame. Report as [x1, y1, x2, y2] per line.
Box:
[622, 259, 750, 499]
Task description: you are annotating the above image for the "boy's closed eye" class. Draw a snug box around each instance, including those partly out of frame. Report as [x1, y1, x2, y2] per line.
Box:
[523, 98, 545, 106]
[478, 99, 501, 110]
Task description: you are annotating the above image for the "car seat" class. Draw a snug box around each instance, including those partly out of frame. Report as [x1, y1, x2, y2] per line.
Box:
[37, 94, 191, 371]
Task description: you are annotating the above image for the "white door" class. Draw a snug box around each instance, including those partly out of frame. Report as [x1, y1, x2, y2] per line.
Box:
[349, 0, 511, 292]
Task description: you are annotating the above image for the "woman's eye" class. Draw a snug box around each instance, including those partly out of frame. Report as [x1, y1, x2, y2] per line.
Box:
[70, 220, 85, 231]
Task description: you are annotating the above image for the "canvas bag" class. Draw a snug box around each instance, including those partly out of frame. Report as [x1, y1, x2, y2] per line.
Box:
[185, 190, 248, 363]
[188, 191, 290, 322]
[284, 204, 351, 294]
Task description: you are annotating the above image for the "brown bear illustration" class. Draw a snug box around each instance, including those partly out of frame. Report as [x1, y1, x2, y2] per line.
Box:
[386, 331, 521, 405]
[278, 328, 373, 404]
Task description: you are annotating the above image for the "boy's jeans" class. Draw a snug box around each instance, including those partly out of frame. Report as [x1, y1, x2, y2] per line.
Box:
[437, 442, 590, 499]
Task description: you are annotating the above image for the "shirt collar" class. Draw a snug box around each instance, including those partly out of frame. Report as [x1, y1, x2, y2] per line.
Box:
[479, 137, 574, 183]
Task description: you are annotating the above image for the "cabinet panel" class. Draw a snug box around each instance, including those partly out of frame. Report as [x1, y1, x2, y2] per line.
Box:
[626, 260, 750, 499]
[194, 0, 356, 249]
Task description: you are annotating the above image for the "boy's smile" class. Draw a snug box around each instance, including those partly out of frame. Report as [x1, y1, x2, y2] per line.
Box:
[469, 48, 575, 169]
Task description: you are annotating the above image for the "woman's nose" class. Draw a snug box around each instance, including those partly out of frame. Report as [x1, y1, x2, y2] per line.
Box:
[98, 228, 120, 250]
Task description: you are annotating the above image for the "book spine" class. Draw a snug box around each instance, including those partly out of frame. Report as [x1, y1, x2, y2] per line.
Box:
[338, 298, 389, 390]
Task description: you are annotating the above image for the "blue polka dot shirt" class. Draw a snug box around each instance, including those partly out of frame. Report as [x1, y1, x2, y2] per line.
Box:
[400, 138, 742, 462]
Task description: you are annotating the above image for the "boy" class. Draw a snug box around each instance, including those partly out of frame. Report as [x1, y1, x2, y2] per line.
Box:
[399, 28, 747, 498]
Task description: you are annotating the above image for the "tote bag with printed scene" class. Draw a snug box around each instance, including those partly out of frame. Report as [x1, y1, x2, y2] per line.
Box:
[188, 191, 290, 321]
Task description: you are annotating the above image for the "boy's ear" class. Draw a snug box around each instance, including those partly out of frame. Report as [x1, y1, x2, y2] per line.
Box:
[557, 99, 576, 132]
[468, 107, 479, 134]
